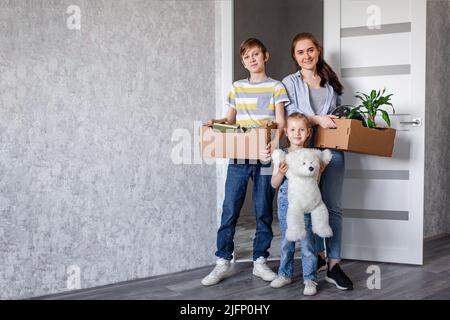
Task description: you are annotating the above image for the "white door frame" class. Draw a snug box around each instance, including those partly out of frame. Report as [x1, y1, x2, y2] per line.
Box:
[215, 0, 233, 230]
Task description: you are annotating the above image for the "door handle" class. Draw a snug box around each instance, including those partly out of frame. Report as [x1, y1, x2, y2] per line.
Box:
[400, 118, 422, 127]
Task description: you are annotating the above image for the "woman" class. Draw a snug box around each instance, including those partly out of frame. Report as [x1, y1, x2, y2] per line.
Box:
[282, 32, 353, 290]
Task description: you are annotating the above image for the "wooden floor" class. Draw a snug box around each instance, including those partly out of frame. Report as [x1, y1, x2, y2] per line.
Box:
[38, 235, 450, 300]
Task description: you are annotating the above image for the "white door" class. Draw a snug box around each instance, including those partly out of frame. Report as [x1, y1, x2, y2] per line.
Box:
[324, 0, 426, 264]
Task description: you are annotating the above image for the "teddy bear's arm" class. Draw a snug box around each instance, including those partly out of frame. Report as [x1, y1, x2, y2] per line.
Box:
[271, 149, 286, 167]
[321, 149, 333, 165]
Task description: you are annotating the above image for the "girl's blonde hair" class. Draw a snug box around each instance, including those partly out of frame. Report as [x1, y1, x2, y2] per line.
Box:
[287, 112, 311, 128]
[286, 112, 312, 147]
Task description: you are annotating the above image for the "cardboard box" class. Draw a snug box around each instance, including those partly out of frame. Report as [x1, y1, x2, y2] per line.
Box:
[200, 123, 277, 160]
[313, 118, 396, 157]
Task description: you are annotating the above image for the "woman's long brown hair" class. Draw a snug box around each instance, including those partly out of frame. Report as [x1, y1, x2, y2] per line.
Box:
[291, 32, 343, 95]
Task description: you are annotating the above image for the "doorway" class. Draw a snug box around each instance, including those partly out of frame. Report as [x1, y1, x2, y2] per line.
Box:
[232, 0, 324, 261]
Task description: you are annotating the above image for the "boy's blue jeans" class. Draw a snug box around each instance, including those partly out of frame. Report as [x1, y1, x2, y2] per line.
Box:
[277, 150, 345, 279]
[215, 160, 275, 261]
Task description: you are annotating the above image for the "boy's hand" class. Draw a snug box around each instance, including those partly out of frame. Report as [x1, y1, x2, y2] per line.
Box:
[260, 141, 274, 161]
[204, 119, 227, 126]
[279, 162, 288, 175]
[269, 139, 279, 152]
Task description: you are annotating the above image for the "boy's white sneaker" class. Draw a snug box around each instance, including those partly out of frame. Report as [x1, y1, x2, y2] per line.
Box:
[252, 257, 277, 282]
[303, 280, 318, 296]
[270, 276, 293, 288]
[201, 258, 231, 286]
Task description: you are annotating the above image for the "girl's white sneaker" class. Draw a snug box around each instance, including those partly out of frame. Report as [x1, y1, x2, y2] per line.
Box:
[303, 280, 318, 296]
[270, 276, 293, 288]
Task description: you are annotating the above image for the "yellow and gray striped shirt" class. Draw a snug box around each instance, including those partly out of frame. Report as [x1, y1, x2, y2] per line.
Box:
[226, 78, 289, 128]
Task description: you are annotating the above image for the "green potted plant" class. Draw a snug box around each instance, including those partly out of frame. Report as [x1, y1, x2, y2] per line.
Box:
[346, 88, 395, 128]
[317, 88, 397, 157]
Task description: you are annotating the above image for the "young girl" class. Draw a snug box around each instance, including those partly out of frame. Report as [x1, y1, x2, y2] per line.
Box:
[270, 112, 323, 296]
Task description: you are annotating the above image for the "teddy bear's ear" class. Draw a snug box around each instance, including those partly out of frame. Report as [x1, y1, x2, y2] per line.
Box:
[321, 149, 333, 165]
[271, 149, 286, 166]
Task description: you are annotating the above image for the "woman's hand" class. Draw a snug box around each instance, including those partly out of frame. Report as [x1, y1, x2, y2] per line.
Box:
[319, 162, 327, 173]
[311, 115, 338, 129]
[317, 161, 327, 183]
[278, 162, 288, 175]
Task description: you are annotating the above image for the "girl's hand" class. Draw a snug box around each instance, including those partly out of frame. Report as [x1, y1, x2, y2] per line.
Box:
[313, 115, 338, 129]
[279, 162, 288, 175]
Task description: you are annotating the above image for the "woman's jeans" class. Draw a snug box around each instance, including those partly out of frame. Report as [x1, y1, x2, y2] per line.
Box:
[215, 160, 275, 261]
[316, 150, 345, 260]
[277, 150, 345, 279]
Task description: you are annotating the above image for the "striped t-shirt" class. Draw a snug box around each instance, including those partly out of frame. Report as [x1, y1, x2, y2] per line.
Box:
[226, 78, 290, 128]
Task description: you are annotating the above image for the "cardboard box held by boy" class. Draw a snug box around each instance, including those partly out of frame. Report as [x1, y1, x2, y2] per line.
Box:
[200, 122, 277, 160]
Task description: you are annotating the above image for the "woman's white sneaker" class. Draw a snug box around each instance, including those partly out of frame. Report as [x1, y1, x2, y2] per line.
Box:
[303, 280, 318, 296]
[270, 276, 293, 288]
[201, 258, 231, 286]
[252, 257, 277, 281]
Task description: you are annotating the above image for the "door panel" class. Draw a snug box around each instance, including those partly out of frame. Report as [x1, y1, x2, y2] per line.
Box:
[324, 0, 425, 264]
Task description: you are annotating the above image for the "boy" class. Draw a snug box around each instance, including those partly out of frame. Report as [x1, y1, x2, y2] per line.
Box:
[202, 38, 289, 286]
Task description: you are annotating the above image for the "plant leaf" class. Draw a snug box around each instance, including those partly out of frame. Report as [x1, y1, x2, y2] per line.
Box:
[385, 102, 395, 113]
[370, 90, 377, 100]
[357, 91, 370, 100]
[367, 117, 375, 128]
[379, 109, 391, 127]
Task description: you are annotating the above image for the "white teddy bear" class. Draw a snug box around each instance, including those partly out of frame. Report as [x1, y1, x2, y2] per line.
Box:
[272, 148, 334, 241]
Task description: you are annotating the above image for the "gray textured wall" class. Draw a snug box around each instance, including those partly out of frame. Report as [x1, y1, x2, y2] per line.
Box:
[234, 0, 323, 81]
[424, 0, 450, 238]
[0, 0, 217, 299]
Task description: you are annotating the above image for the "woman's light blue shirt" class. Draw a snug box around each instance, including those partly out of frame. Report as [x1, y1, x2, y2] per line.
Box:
[282, 71, 342, 117]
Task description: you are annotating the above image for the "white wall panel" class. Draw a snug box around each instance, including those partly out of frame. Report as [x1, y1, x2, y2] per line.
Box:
[341, 75, 411, 114]
[341, 33, 411, 69]
[342, 180, 410, 211]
